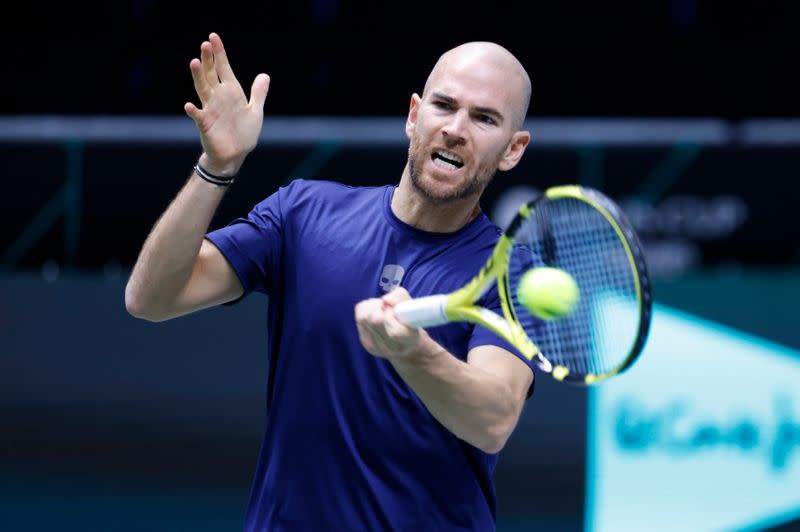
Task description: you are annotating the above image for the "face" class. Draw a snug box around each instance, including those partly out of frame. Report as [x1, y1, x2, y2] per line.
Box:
[405, 53, 528, 205]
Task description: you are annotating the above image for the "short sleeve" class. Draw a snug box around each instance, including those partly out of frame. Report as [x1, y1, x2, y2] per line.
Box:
[205, 187, 286, 296]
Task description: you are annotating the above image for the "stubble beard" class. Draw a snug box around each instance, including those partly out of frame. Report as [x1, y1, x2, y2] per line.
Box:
[407, 139, 500, 206]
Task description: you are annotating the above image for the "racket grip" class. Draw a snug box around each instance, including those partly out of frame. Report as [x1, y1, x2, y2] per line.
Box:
[393, 295, 449, 329]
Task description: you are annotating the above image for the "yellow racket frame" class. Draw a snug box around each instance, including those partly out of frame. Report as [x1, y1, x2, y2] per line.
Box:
[441, 185, 645, 384]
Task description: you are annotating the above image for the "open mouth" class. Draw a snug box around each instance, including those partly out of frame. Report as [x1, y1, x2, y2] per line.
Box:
[431, 150, 464, 171]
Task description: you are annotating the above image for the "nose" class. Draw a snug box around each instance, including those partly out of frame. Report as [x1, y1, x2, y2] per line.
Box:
[441, 110, 468, 146]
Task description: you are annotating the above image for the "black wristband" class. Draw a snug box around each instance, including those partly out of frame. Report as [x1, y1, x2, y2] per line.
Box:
[194, 164, 236, 186]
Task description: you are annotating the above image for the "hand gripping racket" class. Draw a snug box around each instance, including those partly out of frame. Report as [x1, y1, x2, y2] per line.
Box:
[393, 185, 652, 385]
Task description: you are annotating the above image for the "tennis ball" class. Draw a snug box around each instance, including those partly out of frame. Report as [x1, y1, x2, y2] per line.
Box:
[516, 267, 580, 320]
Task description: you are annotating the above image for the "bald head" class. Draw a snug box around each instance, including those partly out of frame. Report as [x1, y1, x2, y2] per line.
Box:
[422, 41, 532, 130]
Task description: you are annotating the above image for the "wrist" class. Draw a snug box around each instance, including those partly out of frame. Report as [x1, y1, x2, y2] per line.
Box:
[197, 153, 244, 177]
[194, 163, 236, 187]
[390, 333, 445, 369]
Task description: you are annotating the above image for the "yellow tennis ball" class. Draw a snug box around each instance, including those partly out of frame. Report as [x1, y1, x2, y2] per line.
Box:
[516, 267, 580, 320]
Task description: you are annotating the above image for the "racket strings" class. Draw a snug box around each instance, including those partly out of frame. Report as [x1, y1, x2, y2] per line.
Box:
[509, 197, 641, 377]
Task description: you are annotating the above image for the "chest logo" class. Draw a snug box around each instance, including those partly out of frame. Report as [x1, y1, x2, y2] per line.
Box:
[379, 264, 405, 292]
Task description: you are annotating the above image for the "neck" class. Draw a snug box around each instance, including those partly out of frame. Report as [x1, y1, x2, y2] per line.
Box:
[391, 170, 482, 233]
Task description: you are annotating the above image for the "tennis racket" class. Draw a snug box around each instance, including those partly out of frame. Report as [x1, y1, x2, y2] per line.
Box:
[393, 185, 652, 385]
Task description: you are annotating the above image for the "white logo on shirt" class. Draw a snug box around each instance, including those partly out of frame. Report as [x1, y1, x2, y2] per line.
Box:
[379, 264, 405, 292]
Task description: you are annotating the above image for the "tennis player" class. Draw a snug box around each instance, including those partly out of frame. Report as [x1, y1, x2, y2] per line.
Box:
[126, 32, 535, 531]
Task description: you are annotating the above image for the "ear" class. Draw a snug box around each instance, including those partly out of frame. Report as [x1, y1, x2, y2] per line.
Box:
[498, 130, 531, 172]
[405, 93, 421, 139]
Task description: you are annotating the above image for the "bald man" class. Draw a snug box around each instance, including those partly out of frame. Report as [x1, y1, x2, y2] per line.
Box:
[126, 34, 536, 531]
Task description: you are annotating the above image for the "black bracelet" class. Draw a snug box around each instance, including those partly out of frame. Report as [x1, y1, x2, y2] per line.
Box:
[194, 164, 236, 186]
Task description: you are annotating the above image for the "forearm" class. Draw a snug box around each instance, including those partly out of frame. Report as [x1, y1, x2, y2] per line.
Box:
[390, 338, 522, 454]
[125, 168, 227, 319]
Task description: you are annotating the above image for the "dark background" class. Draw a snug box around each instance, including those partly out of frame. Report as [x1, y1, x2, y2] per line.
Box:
[6, 0, 799, 119]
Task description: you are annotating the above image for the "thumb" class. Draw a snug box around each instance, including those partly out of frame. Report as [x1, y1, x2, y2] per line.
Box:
[184, 102, 201, 123]
[382, 286, 411, 306]
[249, 73, 271, 110]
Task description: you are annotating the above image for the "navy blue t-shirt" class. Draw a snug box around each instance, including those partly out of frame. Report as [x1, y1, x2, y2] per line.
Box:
[206, 180, 535, 531]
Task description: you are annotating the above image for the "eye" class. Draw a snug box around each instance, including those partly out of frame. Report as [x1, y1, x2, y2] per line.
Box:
[433, 100, 453, 111]
[477, 114, 497, 126]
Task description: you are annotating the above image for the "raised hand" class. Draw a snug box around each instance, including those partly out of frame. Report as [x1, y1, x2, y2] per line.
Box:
[184, 33, 270, 176]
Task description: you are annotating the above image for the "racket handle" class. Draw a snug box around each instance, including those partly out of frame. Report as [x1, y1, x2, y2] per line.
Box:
[393, 295, 449, 329]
